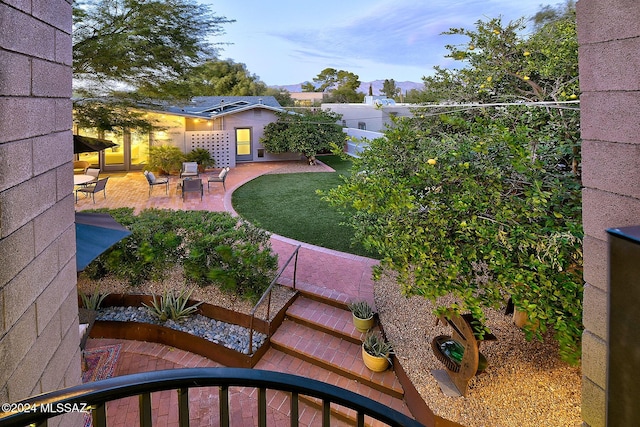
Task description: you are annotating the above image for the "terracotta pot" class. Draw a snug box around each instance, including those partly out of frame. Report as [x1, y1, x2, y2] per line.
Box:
[352, 313, 374, 333]
[513, 308, 539, 330]
[362, 344, 390, 372]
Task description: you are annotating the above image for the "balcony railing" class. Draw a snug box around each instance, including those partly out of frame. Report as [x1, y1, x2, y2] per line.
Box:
[0, 368, 424, 427]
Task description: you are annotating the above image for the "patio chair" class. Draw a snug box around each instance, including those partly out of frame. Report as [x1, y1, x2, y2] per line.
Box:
[76, 177, 109, 203]
[73, 160, 90, 174]
[83, 168, 101, 185]
[180, 162, 199, 178]
[207, 167, 230, 191]
[144, 170, 169, 196]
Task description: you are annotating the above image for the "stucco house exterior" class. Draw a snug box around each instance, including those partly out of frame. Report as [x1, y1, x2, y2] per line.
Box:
[75, 96, 301, 172]
[322, 96, 413, 132]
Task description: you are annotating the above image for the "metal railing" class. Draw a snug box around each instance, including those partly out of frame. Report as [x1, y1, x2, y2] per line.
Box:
[0, 368, 424, 427]
[248, 245, 301, 353]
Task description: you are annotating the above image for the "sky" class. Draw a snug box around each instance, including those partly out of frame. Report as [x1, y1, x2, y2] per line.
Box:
[203, 0, 549, 86]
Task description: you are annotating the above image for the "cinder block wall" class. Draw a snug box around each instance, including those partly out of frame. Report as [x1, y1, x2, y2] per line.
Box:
[577, 1, 640, 426]
[0, 0, 81, 414]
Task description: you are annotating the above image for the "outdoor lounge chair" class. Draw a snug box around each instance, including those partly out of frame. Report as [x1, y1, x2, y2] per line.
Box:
[144, 170, 169, 196]
[180, 162, 199, 178]
[207, 167, 230, 191]
[76, 177, 109, 203]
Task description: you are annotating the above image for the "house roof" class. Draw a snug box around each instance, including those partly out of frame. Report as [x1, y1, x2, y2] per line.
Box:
[143, 96, 284, 119]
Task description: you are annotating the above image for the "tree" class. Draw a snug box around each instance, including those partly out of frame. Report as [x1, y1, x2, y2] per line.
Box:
[260, 110, 344, 165]
[323, 10, 583, 365]
[302, 68, 363, 103]
[380, 79, 400, 99]
[422, 3, 578, 104]
[73, 0, 235, 133]
[73, 0, 234, 95]
[136, 59, 268, 99]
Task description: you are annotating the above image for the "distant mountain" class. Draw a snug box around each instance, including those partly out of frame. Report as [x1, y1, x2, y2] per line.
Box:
[271, 79, 424, 95]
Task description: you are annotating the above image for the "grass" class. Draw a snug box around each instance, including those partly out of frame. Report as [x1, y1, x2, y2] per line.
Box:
[232, 155, 377, 258]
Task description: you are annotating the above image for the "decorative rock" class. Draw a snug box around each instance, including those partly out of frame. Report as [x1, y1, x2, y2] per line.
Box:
[96, 306, 266, 354]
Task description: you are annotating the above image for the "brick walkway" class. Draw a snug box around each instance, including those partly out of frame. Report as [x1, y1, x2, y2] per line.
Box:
[79, 161, 397, 426]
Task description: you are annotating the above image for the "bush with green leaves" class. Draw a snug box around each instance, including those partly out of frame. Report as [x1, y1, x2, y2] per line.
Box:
[83, 208, 278, 302]
[147, 145, 185, 174]
[325, 107, 583, 365]
[185, 147, 215, 170]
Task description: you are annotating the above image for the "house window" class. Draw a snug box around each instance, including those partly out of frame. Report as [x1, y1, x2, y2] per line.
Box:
[358, 122, 367, 130]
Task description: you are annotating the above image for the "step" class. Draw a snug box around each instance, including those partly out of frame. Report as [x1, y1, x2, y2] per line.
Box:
[270, 320, 403, 399]
[256, 348, 412, 425]
[286, 295, 371, 344]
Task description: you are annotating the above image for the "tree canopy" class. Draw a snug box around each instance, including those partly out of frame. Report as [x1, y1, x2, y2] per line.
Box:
[422, 2, 578, 103]
[260, 110, 345, 165]
[73, 0, 234, 96]
[380, 79, 400, 99]
[323, 6, 583, 364]
[302, 68, 363, 103]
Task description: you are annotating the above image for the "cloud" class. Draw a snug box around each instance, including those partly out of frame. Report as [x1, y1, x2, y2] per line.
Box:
[271, 0, 537, 71]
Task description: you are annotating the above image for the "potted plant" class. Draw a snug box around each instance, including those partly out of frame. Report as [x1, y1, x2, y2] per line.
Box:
[362, 331, 393, 372]
[348, 300, 375, 332]
[147, 145, 185, 175]
[186, 148, 215, 173]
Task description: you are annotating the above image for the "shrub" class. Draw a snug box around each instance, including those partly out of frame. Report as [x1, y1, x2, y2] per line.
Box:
[82, 209, 279, 302]
[185, 148, 215, 171]
[147, 145, 185, 174]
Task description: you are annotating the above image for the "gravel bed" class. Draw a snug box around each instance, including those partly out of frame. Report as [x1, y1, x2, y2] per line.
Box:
[374, 270, 582, 427]
[97, 306, 266, 354]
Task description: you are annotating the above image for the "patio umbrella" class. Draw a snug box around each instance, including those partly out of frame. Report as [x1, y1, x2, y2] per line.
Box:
[75, 212, 131, 271]
[73, 134, 118, 154]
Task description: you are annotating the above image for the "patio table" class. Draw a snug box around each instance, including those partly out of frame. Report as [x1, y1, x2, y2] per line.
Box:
[179, 178, 203, 201]
[74, 174, 95, 185]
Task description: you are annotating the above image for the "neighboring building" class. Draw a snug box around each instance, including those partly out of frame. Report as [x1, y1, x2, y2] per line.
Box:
[75, 96, 301, 172]
[322, 96, 414, 132]
[288, 92, 324, 107]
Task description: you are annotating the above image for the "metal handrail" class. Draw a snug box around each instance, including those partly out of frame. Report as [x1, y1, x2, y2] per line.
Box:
[248, 244, 301, 353]
[0, 368, 424, 427]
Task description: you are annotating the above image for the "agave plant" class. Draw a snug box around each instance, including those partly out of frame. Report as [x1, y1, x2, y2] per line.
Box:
[348, 300, 374, 320]
[363, 331, 393, 359]
[80, 288, 108, 310]
[143, 288, 203, 322]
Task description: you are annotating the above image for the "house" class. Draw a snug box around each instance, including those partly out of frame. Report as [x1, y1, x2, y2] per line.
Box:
[75, 96, 301, 172]
[322, 96, 414, 132]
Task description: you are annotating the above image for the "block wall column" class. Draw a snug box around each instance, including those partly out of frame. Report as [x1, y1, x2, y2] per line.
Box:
[577, 1, 640, 426]
[0, 1, 80, 423]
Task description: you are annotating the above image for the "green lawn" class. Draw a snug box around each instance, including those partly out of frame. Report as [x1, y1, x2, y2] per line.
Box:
[232, 155, 377, 258]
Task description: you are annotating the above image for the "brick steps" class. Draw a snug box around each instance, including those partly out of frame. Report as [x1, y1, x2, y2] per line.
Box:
[257, 348, 411, 425]
[263, 294, 409, 425]
[285, 294, 370, 344]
